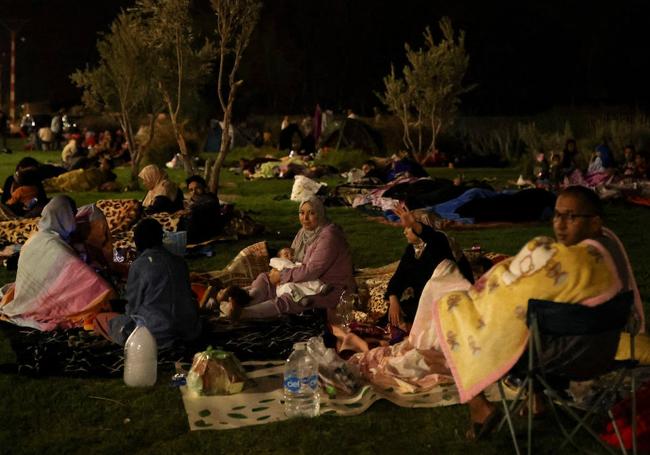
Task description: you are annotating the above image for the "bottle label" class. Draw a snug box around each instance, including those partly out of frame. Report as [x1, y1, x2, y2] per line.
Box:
[303, 374, 319, 390]
[284, 374, 318, 392]
[284, 375, 301, 393]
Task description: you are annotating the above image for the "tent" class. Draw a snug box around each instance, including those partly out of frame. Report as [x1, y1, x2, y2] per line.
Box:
[319, 119, 385, 154]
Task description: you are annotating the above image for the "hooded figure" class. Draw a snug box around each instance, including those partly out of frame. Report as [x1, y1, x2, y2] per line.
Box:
[0, 196, 113, 330]
[38, 195, 77, 241]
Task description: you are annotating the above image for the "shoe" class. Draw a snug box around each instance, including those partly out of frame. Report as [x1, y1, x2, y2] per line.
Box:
[466, 406, 503, 441]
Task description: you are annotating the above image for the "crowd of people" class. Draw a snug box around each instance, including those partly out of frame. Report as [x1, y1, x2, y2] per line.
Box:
[530, 138, 649, 189]
[0, 144, 644, 443]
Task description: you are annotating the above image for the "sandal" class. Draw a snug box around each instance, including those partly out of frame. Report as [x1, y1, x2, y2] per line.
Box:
[466, 406, 503, 441]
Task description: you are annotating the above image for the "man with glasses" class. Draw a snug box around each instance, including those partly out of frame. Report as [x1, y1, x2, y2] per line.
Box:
[553, 184, 643, 323]
[468, 185, 644, 440]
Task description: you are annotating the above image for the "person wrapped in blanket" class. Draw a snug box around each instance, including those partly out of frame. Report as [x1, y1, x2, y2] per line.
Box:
[0, 196, 115, 330]
[138, 164, 184, 215]
[383, 202, 474, 331]
[93, 218, 201, 348]
[349, 186, 645, 441]
[463, 185, 645, 440]
[221, 197, 355, 320]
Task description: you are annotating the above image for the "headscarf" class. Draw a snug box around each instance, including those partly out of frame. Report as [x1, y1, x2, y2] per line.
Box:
[75, 204, 113, 264]
[38, 195, 76, 241]
[139, 164, 178, 207]
[596, 144, 615, 168]
[291, 197, 329, 262]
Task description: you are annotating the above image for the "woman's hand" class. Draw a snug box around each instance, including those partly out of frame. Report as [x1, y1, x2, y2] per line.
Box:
[268, 268, 282, 285]
[388, 296, 403, 327]
[393, 202, 422, 234]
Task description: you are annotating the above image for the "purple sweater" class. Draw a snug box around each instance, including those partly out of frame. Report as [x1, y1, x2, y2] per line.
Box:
[280, 223, 355, 308]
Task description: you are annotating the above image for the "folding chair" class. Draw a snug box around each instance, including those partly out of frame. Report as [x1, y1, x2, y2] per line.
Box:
[497, 291, 639, 455]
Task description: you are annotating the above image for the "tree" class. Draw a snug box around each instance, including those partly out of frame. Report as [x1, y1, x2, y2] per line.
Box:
[207, 0, 262, 194]
[379, 17, 475, 161]
[134, 0, 216, 175]
[71, 12, 158, 183]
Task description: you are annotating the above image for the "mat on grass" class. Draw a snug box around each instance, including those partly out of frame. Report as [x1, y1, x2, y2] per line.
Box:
[0, 311, 326, 377]
[181, 360, 504, 431]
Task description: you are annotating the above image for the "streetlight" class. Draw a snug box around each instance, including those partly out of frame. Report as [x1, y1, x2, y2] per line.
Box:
[0, 19, 28, 122]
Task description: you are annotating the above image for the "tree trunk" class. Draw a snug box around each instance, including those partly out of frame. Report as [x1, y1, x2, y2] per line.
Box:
[208, 108, 232, 194]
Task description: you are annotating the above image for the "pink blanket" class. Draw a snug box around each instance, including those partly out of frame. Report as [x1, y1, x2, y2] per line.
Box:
[0, 231, 114, 330]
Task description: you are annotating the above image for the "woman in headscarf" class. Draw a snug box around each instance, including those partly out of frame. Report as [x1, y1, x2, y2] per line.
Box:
[0, 196, 114, 330]
[229, 196, 355, 320]
[383, 203, 474, 330]
[138, 164, 183, 214]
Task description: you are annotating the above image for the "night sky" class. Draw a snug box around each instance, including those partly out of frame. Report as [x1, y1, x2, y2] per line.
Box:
[1, 0, 650, 117]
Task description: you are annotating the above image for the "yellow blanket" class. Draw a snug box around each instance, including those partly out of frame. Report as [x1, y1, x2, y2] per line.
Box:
[433, 236, 622, 403]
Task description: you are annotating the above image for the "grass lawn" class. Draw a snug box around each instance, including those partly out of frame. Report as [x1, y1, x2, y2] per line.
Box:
[0, 141, 647, 454]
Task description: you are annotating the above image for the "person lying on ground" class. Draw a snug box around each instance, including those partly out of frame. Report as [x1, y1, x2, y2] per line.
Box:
[0, 195, 115, 330]
[138, 164, 183, 215]
[43, 157, 121, 193]
[223, 197, 355, 321]
[361, 160, 387, 184]
[93, 218, 201, 348]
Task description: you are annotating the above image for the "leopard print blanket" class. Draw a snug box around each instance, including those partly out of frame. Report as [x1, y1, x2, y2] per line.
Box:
[0, 199, 146, 246]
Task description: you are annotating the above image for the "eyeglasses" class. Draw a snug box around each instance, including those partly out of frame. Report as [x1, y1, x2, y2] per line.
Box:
[553, 211, 597, 223]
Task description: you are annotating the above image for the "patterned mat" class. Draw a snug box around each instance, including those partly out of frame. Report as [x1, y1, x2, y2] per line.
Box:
[0, 311, 326, 377]
[181, 360, 496, 431]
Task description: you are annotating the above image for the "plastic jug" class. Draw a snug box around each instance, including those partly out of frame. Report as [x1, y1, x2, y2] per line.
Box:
[123, 322, 158, 387]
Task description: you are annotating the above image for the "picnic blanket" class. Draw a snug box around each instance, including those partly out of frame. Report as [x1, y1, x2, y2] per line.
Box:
[181, 360, 494, 431]
[434, 236, 621, 403]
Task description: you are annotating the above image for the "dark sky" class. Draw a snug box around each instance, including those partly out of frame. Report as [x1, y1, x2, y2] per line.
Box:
[1, 0, 650, 117]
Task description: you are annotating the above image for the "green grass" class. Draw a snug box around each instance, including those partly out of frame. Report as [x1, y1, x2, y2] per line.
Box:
[0, 141, 647, 454]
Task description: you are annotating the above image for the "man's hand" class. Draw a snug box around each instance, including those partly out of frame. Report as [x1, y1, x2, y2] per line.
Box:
[269, 268, 282, 285]
[388, 296, 402, 327]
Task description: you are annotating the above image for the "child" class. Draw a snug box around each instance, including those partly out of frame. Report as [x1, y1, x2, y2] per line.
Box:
[213, 247, 329, 321]
[270, 247, 329, 302]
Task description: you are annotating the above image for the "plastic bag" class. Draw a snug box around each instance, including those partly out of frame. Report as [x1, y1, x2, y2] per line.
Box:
[186, 346, 247, 396]
[306, 336, 360, 397]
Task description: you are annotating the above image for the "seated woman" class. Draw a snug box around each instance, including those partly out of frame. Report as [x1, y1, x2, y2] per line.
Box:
[139, 164, 183, 214]
[0, 196, 115, 330]
[1, 157, 49, 219]
[72, 203, 128, 280]
[225, 197, 355, 320]
[93, 218, 201, 348]
[384, 203, 474, 330]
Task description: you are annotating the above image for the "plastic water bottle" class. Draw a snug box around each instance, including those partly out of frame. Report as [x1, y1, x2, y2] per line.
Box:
[283, 342, 320, 417]
[123, 323, 158, 387]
